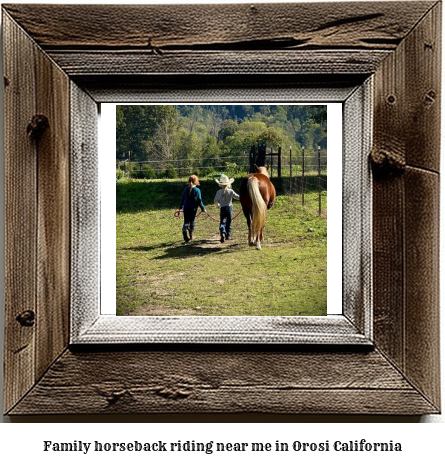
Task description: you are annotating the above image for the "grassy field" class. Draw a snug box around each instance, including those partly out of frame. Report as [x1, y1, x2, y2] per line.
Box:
[116, 177, 327, 317]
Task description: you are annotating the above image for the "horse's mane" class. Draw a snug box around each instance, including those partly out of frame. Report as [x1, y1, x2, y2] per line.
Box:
[255, 165, 270, 178]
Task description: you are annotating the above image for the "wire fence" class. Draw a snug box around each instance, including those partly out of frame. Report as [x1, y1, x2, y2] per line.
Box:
[117, 147, 327, 216]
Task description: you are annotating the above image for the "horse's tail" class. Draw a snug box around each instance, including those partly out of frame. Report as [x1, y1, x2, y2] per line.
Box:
[247, 177, 267, 241]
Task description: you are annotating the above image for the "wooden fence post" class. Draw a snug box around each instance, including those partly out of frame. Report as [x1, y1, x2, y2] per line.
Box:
[302, 147, 305, 206]
[257, 144, 266, 168]
[318, 146, 321, 216]
[269, 146, 273, 177]
[249, 145, 255, 173]
[289, 147, 292, 194]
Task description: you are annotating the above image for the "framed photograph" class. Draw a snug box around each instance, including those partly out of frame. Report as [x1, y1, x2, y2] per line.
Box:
[110, 103, 337, 322]
[100, 99, 358, 343]
[3, 2, 440, 415]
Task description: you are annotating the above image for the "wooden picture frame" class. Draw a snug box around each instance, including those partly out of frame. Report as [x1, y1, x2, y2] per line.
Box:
[2, 2, 441, 415]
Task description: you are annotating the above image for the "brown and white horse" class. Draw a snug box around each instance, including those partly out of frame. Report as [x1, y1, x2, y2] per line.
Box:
[239, 165, 276, 250]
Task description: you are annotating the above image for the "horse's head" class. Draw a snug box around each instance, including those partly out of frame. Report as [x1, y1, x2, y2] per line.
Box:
[254, 164, 270, 178]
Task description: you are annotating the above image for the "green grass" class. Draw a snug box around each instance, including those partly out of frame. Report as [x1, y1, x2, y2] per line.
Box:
[116, 178, 327, 316]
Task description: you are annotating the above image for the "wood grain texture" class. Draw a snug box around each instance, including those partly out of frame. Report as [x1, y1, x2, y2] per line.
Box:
[3, 11, 71, 412]
[8, 349, 437, 415]
[70, 83, 99, 339]
[74, 315, 370, 345]
[404, 2, 441, 172]
[77, 75, 364, 104]
[46, 50, 390, 76]
[2, 2, 435, 50]
[372, 2, 441, 411]
[2, 2, 441, 416]
[342, 80, 373, 336]
[404, 168, 440, 407]
[372, 9, 408, 371]
[372, 1, 441, 172]
[35, 37, 71, 381]
[3, 2, 433, 79]
[372, 175, 405, 368]
[3, 13, 38, 414]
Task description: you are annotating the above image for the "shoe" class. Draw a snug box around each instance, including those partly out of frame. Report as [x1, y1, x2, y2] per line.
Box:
[189, 230, 193, 240]
[220, 234, 225, 243]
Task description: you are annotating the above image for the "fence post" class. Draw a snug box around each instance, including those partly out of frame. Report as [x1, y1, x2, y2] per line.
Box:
[302, 146, 305, 206]
[318, 146, 321, 217]
[257, 144, 266, 169]
[277, 146, 282, 179]
[289, 146, 292, 194]
[269, 147, 273, 177]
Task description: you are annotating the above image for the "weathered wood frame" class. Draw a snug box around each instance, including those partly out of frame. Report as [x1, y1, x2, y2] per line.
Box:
[2, 2, 441, 415]
[72, 84, 373, 346]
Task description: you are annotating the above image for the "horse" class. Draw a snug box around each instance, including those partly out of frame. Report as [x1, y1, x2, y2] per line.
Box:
[239, 165, 276, 250]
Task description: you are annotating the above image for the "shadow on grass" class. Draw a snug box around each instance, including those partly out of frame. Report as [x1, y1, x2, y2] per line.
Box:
[122, 239, 240, 259]
[116, 176, 326, 213]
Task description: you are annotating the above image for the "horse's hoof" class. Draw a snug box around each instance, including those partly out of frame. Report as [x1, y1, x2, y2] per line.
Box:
[249, 241, 255, 247]
[256, 242, 262, 250]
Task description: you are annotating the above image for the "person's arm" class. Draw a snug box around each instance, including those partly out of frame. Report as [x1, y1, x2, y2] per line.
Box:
[231, 189, 240, 201]
[196, 188, 206, 211]
[214, 190, 221, 208]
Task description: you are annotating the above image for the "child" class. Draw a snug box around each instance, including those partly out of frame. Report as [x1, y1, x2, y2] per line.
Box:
[214, 174, 239, 243]
[179, 175, 206, 243]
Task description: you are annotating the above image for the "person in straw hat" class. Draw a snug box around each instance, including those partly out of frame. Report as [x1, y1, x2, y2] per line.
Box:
[214, 174, 240, 243]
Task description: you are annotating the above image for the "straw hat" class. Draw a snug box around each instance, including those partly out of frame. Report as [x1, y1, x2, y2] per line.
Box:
[215, 174, 234, 186]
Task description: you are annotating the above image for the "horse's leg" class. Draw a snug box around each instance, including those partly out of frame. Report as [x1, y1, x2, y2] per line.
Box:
[255, 227, 262, 250]
[242, 206, 254, 246]
[249, 214, 256, 246]
[248, 216, 254, 246]
[253, 227, 258, 246]
[257, 196, 266, 247]
[256, 227, 264, 250]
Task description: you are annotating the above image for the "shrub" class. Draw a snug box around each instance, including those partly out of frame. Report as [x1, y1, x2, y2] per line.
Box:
[116, 169, 126, 180]
[197, 166, 215, 177]
[224, 161, 245, 178]
[128, 164, 140, 179]
[141, 164, 156, 179]
[163, 163, 177, 179]
[129, 164, 156, 179]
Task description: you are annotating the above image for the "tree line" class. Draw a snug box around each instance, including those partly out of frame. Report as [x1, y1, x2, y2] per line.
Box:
[116, 105, 327, 178]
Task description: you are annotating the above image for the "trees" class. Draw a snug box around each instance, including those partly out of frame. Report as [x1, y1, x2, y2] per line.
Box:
[116, 104, 328, 173]
[146, 117, 179, 162]
[115, 105, 178, 161]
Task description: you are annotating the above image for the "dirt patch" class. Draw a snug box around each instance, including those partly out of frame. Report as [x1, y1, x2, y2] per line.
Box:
[124, 304, 203, 316]
[190, 235, 237, 248]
